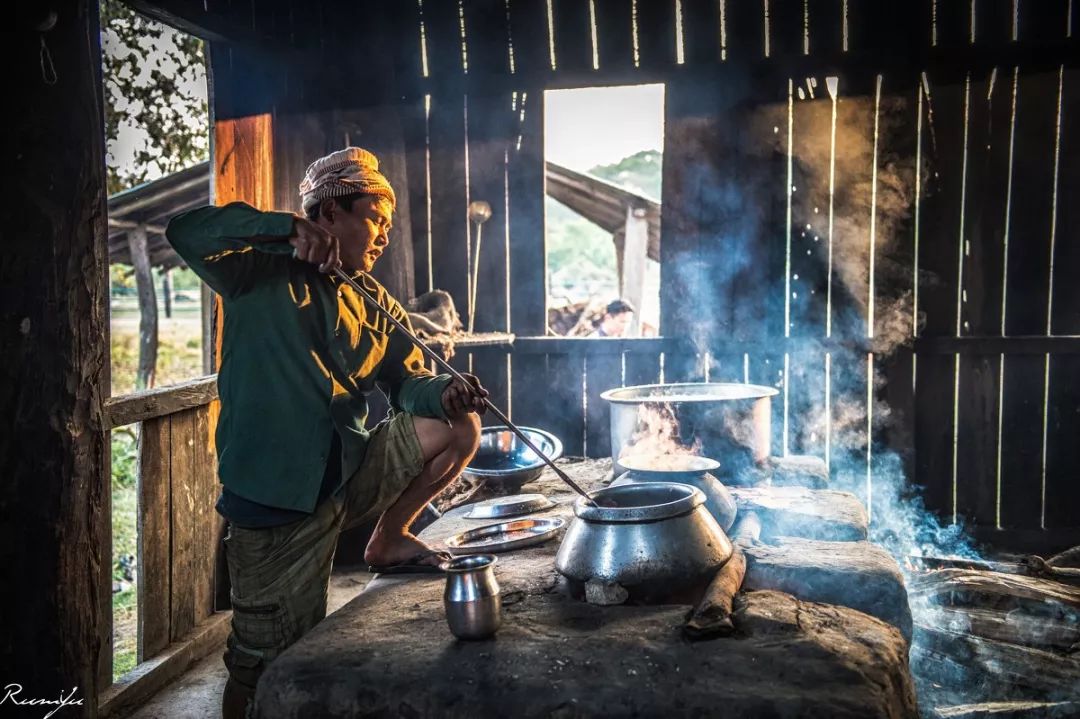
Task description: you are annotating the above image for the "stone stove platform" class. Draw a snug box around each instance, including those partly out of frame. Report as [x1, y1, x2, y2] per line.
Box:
[254, 458, 917, 718]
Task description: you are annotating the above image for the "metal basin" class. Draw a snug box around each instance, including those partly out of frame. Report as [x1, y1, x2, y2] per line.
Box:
[555, 483, 733, 603]
[462, 426, 563, 493]
[602, 382, 777, 481]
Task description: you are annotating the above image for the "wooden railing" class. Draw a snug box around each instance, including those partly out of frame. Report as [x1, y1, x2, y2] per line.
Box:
[100, 376, 229, 717]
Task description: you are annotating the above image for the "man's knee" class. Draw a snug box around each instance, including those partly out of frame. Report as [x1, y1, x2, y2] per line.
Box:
[453, 413, 482, 456]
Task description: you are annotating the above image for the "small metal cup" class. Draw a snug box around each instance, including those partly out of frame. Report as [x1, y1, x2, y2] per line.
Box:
[444, 554, 501, 640]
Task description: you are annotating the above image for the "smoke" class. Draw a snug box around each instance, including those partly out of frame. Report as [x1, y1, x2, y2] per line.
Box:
[663, 78, 1016, 708]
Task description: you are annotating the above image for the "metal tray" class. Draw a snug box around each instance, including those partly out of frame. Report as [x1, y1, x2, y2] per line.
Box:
[445, 517, 566, 555]
[463, 493, 556, 520]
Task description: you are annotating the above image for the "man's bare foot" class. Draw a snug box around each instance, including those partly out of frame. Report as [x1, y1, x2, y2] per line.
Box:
[364, 531, 445, 568]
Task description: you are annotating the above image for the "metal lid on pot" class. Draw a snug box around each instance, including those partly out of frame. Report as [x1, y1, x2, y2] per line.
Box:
[573, 482, 705, 523]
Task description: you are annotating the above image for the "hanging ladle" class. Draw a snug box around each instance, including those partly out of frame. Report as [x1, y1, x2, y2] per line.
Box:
[332, 267, 597, 506]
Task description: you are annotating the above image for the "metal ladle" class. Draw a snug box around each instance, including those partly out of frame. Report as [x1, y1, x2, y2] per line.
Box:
[332, 267, 596, 506]
[467, 200, 492, 335]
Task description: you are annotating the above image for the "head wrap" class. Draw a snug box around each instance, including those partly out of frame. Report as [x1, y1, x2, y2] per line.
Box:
[298, 147, 396, 213]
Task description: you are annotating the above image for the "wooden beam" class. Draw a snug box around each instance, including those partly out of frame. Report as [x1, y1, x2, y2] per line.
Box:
[128, 223, 158, 390]
[103, 376, 218, 430]
[3, 0, 112, 700]
[621, 205, 649, 336]
[99, 611, 232, 719]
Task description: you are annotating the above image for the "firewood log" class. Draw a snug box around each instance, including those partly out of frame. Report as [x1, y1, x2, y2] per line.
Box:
[684, 547, 747, 640]
[913, 624, 1080, 698]
[1046, 546, 1080, 569]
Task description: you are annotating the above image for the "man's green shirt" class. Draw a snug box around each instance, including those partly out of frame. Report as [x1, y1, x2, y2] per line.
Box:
[166, 202, 451, 512]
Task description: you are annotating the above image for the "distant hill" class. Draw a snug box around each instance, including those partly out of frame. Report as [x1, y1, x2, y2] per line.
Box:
[586, 149, 662, 200]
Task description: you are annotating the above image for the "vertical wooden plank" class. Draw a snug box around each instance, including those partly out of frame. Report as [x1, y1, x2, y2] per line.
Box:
[1051, 69, 1079, 336]
[595, 0, 639, 69]
[999, 354, 1046, 529]
[974, 0, 1014, 46]
[214, 114, 274, 210]
[420, 0, 465, 86]
[137, 418, 171, 660]
[1044, 355, 1080, 529]
[584, 350, 625, 458]
[999, 69, 1064, 531]
[551, 0, 593, 73]
[963, 66, 1013, 336]
[467, 93, 512, 333]
[428, 94, 470, 323]
[724, 0, 764, 60]
[548, 353, 586, 456]
[954, 354, 1000, 527]
[507, 0, 552, 76]
[914, 352, 956, 517]
[930, 0, 970, 49]
[635, 0, 676, 70]
[508, 90, 547, 336]
[787, 349, 826, 459]
[913, 73, 966, 522]
[807, 0, 845, 55]
[788, 94, 832, 338]
[947, 65, 1012, 528]
[472, 346, 510, 428]
[462, 0, 512, 77]
[192, 404, 218, 621]
[770, 0, 806, 58]
[1005, 71, 1059, 336]
[510, 352, 552, 429]
[169, 409, 196, 641]
[1018, 0, 1070, 43]
[623, 349, 661, 387]
[403, 97, 433, 294]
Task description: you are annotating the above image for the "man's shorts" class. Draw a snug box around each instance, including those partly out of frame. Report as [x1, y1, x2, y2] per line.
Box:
[221, 411, 425, 690]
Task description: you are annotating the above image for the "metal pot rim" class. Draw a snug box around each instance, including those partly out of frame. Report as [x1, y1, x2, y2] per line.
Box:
[617, 455, 721, 474]
[575, 482, 705, 522]
[600, 382, 779, 404]
[462, 426, 564, 478]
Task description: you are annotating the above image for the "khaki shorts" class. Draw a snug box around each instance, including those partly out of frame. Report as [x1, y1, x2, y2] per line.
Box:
[222, 411, 424, 689]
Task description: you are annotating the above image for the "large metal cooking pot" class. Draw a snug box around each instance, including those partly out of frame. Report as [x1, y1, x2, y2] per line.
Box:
[610, 455, 737, 532]
[555, 483, 733, 603]
[601, 382, 778, 481]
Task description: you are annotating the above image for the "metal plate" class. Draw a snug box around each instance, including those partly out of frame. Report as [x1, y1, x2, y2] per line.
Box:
[463, 493, 556, 520]
[444, 517, 566, 555]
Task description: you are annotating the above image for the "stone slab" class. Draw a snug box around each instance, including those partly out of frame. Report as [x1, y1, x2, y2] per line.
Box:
[731, 485, 869, 541]
[254, 460, 914, 718]
[255, 587, 916, 719]
[744, 536, 913, 640]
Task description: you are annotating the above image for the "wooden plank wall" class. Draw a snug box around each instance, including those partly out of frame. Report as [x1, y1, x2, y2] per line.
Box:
[136, 402, 221, 660]
[196, 0, 1080, 548]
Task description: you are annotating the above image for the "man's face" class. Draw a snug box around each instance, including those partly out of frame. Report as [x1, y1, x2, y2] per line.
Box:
[602, 310, 632, 337]
[319, 195, 393, 272]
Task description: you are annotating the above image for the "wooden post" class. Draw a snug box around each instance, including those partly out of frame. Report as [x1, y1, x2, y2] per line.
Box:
[128, 222, 158, 389]
[4, 0, 112, 704]
[161, 269, 172, 319]
[621, 204, 649, 337]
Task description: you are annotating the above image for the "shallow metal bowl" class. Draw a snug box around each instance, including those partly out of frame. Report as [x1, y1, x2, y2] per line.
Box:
[463, 426, 563, 493]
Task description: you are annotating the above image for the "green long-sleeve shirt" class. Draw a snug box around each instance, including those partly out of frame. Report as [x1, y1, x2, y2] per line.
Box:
[166, 202, 450, 512]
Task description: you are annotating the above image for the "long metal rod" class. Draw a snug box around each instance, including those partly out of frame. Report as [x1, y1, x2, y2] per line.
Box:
[333, 268, 596, 505]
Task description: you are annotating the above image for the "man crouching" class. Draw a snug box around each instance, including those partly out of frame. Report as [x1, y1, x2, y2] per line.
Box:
[166, 147, 486, 718]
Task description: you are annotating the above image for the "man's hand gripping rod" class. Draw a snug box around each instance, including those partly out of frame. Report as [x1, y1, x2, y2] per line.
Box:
[332, 268, 596, 506]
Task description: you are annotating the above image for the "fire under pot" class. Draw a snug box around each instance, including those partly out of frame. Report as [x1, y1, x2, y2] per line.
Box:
[601, 382, 779, 481]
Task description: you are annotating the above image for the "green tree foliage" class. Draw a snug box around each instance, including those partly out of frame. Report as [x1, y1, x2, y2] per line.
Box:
[101, 0, 209, 194]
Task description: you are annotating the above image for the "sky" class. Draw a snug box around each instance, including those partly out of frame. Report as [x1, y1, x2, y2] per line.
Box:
[544, 83, 665, 172]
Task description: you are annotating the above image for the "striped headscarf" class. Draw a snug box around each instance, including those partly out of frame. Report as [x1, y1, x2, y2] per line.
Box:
[299, 147, 396, 213]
